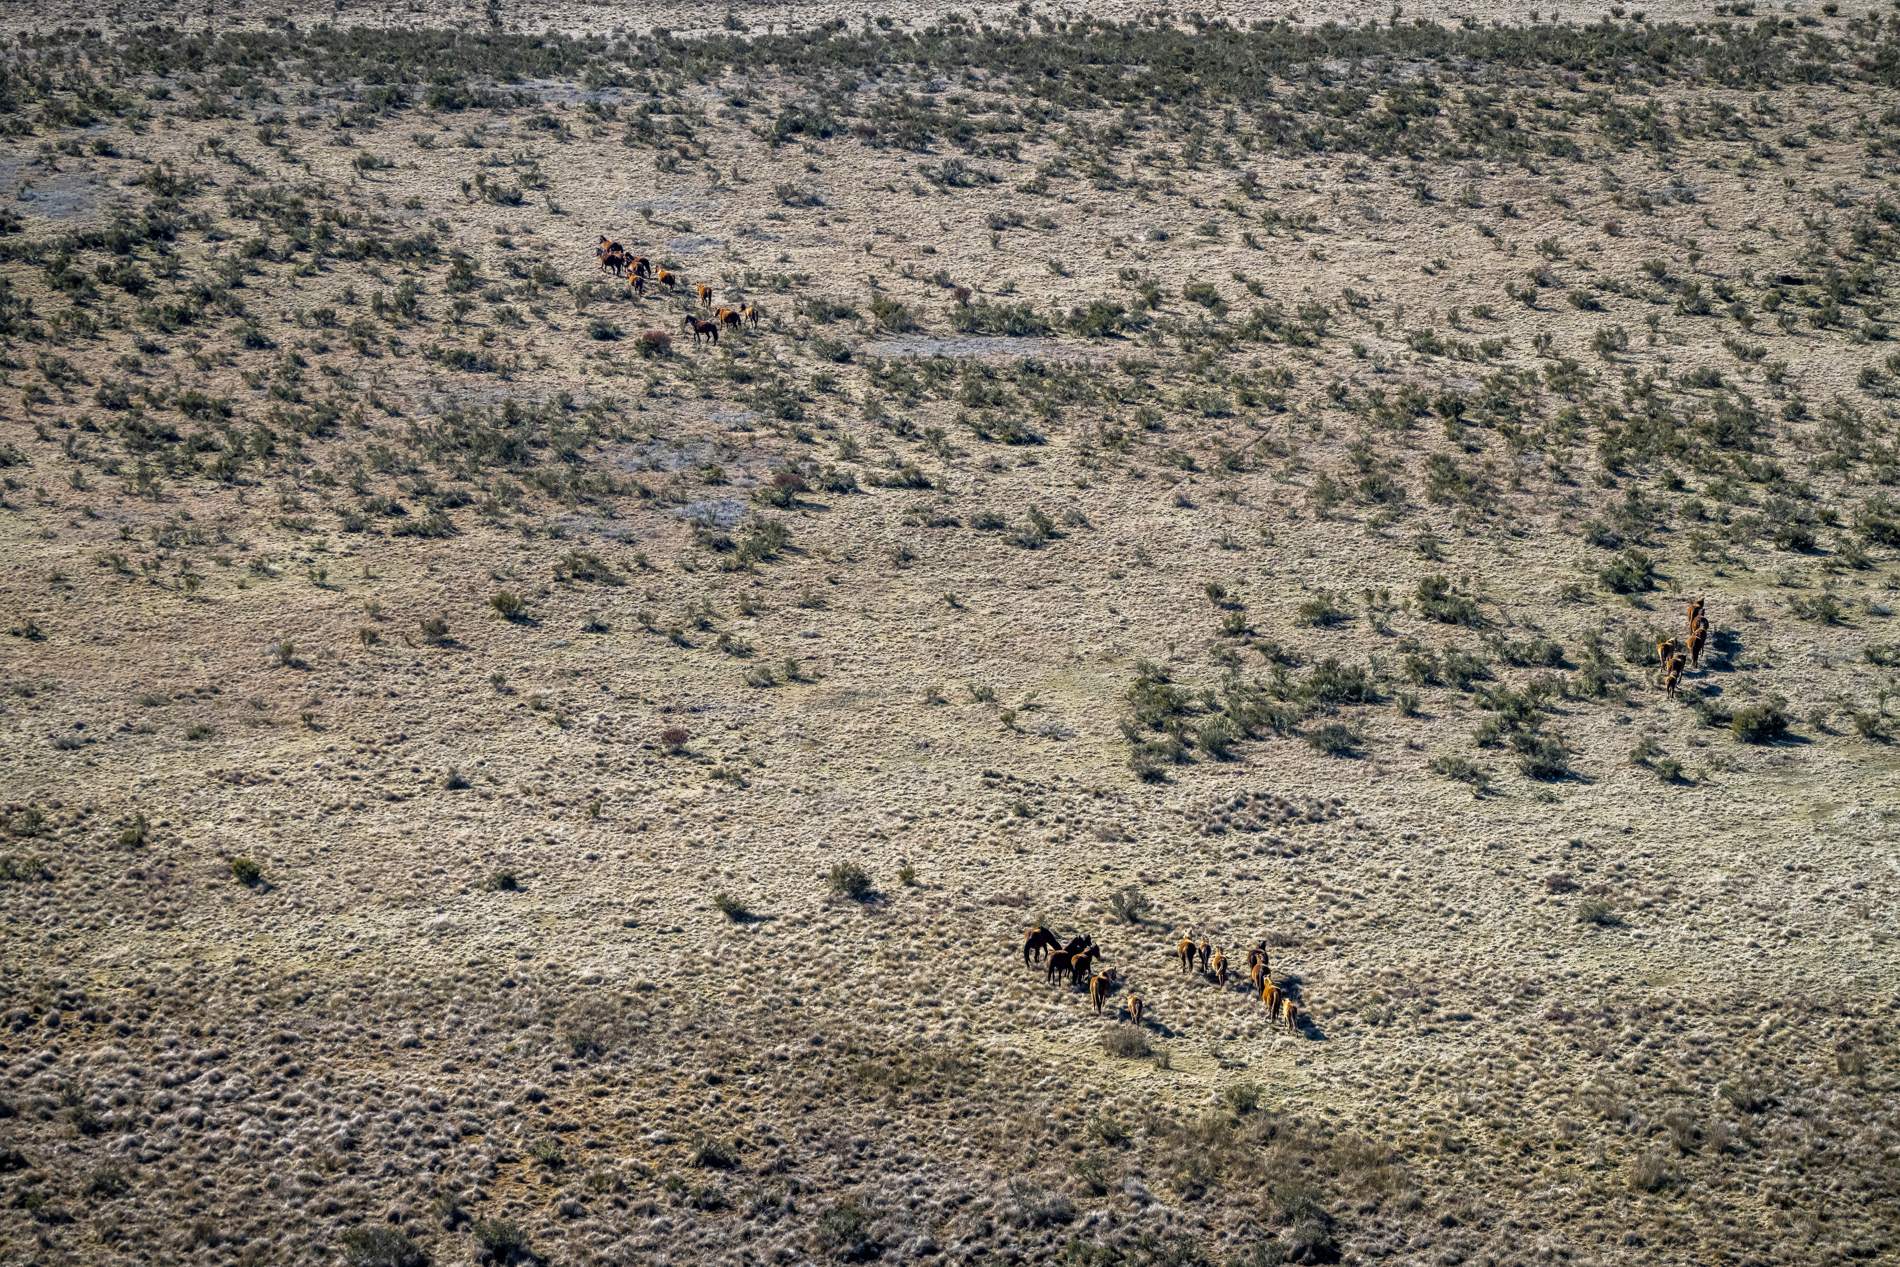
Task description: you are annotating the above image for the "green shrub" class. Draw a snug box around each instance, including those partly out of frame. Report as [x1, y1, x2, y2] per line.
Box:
[1599, 549, 1656, 594]
[1731, 699, 1790, 743]
[472, 1217, 530, 1264]
[1415, 574, 1483, 626]
[827, 861, 874, 900]
[1578, 898, 1621, 927]
[230, 857, 263, 887]
[1306, 723, 1361, 757]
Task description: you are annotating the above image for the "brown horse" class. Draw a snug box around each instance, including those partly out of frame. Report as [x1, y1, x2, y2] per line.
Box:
[1128, 994, 1144, 1026]
[1281, 997, 1300, 1033]
[741, 303, 760, 325]
[655, 267, 679, 291]
[714, 306, 743, 328]
[629, 255, 651, 280]
[1688, 621, 1708, 670]
[1211, 948, 1228, 987]
[1662, 652, 1685, 697]
[1262, 979, 1280, 1016]
[1061, 934, 1093, 957]
[1176, 935, 1196, 972]
[1023, 926, 1061, 966]
[1048, 947, 1091, 985]
[1197, 938, 1212, 972]
[1687, 596, 1705, 631]
[681, 315, 720, 346]
[627, 271, 646, 296]
[695, 282, 713, 308]
[1089, 970, 1117, 1015]
[1067, 948, 1099, 987]
[1656, 638, 1681, 673]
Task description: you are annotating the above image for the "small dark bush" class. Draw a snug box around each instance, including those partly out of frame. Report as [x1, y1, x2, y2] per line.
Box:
[1306, 723, 1361, 757]
[1731, 699, 1790, 743]
[339, 1225, 428, 1267]
[1599, 549, 1657, 594]
[827, 861, 874, 901]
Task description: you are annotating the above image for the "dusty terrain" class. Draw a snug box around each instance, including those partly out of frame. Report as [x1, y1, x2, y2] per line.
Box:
[2, 6, 1899, 1266]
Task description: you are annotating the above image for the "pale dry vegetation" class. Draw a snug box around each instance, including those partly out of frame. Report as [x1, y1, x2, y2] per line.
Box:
[2, 4, 1898, 1265]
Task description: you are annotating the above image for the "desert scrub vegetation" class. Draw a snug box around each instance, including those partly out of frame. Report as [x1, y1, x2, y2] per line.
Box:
[3, 9, 1900, 1267]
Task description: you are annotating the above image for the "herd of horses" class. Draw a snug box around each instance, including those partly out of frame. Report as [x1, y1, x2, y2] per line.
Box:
[595, 236, 758, 346]
[1020, 925, 1303, 1035]
[1658, 596, 1713, 696]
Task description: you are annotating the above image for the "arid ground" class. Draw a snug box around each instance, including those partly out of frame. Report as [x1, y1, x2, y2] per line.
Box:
[2, 4, 1898, 1265]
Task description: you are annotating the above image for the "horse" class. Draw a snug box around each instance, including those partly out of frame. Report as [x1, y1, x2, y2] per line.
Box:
[1176, 934, 1196, 972]
[1022, 926, 1061, 966]
[681, 315, 719, 346]
[1089, 970, 1117, 1015]
[741, 303, 760, 325]
[655, 268, 679, 291]
[1281, 998, 1300, 1033]
[695, 282, 713, 308]
[1127, 994, 1144, 1026]
[1197, 938, 1212, 972]
[1047, 948, 1085, 985]
[1211, 949, 1228, 987]
[1067, 948, 1099, 987]
[714, 306, 743, 328]
[1688, 621, 1708, 670]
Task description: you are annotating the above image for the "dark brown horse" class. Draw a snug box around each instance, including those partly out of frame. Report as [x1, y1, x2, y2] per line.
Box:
[1022, 926, 1061, 966]
[681, 315, 720, 346]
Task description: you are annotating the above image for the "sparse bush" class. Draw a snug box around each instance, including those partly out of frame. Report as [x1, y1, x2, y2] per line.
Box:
[826, 861, 874, 901]
[1578, 898, 1621, 927]
[814, 1199, 878, 1262]
[1429, 753, 1490, 795]
[1107, 884, 1149, 924]
[690, 1136, 741, 1170]
[1415, 575, 1483, 626]
[230, 857, 263, 887]
[472, 1217, 530, 1265]
[1306, 723, 1361, 757]
[1517, 733, 1571, 780]
[338, 1225, 427, 1267]
[712, 892, 751, 921]
[1600, 549, 1657, 594]
[1102, 1025, 1152, 1059]
[1731, 699, 1789, 743]
[489, 590, 528, 621]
